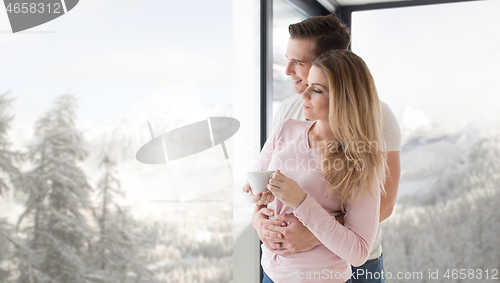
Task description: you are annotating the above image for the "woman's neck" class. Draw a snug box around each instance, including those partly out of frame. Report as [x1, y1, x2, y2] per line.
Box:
[308, 119, 335, 148]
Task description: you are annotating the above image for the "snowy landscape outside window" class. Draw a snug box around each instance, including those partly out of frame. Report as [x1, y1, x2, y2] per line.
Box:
[351, 1, 500, 280]
[0, 1, 236, 282]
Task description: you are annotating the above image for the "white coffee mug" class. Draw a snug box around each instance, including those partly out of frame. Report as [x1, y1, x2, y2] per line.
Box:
[246, 170, 275, 194]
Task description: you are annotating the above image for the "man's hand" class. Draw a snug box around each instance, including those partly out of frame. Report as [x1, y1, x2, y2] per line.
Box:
[262, 213, 321, 256]
[261, 212, 345, 256]
[251, 205, 277, 250]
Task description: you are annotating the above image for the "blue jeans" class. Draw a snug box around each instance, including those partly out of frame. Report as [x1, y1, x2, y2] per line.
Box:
[263, 271, 351, 283]
[351, 254, 385, 283]
[262, 271, 274, 283]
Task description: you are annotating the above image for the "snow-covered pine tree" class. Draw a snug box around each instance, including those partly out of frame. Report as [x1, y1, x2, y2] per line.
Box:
[96, 155, 121, 274]
[90, 154, 154, 283]
[0, 219, 15, 282]
[16, 94, 93, 283]
[0, 93, 21, 197]
[0, 93, 22, 282]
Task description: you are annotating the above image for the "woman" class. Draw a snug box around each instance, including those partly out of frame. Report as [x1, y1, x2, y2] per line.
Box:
[244, 50, 387, 283]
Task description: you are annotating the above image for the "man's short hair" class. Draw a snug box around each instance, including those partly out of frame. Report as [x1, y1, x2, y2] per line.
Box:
[289, 14, 351, 57]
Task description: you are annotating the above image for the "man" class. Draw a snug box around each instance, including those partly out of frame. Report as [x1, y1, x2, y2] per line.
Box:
[251, 14, 401, 283]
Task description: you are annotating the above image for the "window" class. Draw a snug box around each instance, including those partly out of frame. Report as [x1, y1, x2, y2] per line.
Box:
[272, 0, 308, 113]
[352, 0, 500, 274]
[0, 1, 238, 282]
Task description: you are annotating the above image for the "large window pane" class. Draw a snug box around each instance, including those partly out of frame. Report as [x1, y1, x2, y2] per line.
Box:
[0, 1, 237, 282]
[352, 0, 500, 275]
[232, 0, 265, 282]
[272, 0, 307, 115]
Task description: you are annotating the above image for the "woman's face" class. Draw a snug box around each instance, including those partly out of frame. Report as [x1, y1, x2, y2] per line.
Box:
[301, 65, 330, 121]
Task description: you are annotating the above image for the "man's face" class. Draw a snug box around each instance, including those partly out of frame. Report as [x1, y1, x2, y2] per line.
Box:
[285, 38, 316, 94]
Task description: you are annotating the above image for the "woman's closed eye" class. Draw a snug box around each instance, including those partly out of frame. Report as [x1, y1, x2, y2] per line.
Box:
[313, 88, 323, 94]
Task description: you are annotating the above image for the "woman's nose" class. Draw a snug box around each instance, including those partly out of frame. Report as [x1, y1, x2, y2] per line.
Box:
[301, 88, 310, 100]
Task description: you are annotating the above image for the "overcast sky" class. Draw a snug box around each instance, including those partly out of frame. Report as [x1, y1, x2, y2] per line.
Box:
[3, 0, 498, 139]
[352, 0, 500, 135]
[0, 0, 233, 133]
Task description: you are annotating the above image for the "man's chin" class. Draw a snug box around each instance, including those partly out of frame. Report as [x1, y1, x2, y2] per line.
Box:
[294, 85, 306, 95]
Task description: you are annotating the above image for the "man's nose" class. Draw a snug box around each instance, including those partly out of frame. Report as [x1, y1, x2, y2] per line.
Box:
[285, 61, 295, 76]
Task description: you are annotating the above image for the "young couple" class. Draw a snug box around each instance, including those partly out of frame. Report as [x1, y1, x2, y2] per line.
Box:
[243, 14, 401, 283]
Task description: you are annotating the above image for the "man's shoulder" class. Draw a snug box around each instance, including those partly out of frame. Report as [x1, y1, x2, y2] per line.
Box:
[273, 95, 304, 128]
[281, 94, 302, 105]
[379, 100, 401, 151]
[380, 100, 391, 113]
[278, 95, 303, 119]
[380, 100, 398, 123]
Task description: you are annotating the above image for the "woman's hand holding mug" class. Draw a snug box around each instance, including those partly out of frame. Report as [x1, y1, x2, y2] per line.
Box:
[267, 169, 306, 209]
[244, 182, 275, 205]
[245, 170, 276, 205]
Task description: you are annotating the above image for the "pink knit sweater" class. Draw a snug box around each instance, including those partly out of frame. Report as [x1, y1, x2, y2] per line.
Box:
[258, 119, 380, 283]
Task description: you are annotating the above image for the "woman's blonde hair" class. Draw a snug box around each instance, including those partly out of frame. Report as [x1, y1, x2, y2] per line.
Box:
[313, 50, 387, 212]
